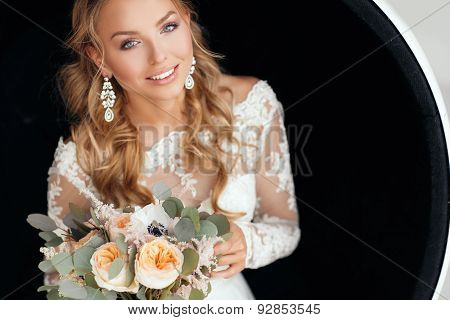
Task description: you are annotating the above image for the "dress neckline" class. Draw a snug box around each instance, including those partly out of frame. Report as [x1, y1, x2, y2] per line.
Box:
[144, 79, 266, 154]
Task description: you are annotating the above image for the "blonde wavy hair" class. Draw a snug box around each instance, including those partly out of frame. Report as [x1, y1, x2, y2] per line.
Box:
[57, 0, 250, 219]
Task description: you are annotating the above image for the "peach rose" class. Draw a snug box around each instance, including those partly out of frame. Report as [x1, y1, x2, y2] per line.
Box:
[90, 242, 139, 293]
[108, 213, 132, 242]
[135, 238, 184, 289]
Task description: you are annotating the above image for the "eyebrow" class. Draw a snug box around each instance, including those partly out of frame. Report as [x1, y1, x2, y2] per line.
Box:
[110, 10, 176, 40]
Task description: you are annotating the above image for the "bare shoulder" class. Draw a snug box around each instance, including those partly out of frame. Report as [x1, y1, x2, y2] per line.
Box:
[217, 74, 261, 106]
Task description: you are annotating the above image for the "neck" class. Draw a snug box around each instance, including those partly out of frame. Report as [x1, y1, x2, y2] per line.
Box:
[126, 89, 187, 131]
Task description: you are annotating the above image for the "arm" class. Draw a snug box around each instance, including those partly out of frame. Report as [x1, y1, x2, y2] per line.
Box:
[44, 138, 94, 285]
[235, 82, 301, 269]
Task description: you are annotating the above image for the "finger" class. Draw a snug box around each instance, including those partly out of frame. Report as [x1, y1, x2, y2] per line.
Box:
[217, 252, 245, 266]
[214, 239, 233, 256]
[211, 263, 243, 279]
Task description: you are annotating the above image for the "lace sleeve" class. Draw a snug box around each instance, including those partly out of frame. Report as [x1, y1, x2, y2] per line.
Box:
[234, 81, 301, 269]
[44, 137, 96, 286]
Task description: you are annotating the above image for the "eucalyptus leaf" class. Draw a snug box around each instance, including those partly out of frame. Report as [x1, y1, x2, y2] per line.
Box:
[124, 245, 137, 287]
[220, 232, 233, 241]
[59, 279, 88, 299]
[167, 197, 184, 216]
[189, 288, 204, 300]
[37, 285, 58, 292]
[181, 248, 199, 276]
[46, 289, 62, 300]
[195, 220, 218, 239]
[69, 202, 90, 222]
[161, 294, 184, 300]
[206, 214, 230, 236]
[85, 235, 105, 249]
[27, 214, 57, 232]
[108, 257, 124, 280]
[73, 245, 95, 274]
[151, 181, 172, 200]
[38, 231, 58, 242]
[199, 211, 211, 220]
[162, 199, 177, 219]
[85, 287, 107, 300]
[38, 260, 56, 273]
[51, 252, 74, 276]
[115, 233, 128, 255]
[72, 219, 92, 233]
[103, 290, 118, 300]
[71, 228, 86, 241]
[174, 218, 195, 242]
[63, 213, 79, 230]
[45, 236, 63, 248]
[136, 286, 147, 300]
[181, 208, 200, 232]
[90, 208, 101, 227]
[84, 273, 99, 288]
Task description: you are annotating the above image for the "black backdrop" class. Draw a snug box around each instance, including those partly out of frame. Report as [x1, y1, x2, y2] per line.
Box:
[1, 0, 448, 299]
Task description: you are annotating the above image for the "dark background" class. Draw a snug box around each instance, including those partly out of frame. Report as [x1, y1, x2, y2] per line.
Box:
[1, 0, 448, 299]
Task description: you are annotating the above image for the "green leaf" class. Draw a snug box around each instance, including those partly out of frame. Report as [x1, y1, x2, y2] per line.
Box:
[103, 290, 118, 300]
[162, 199, 177, 219]
[161, 294, 184, 300]
[196, 220, 218, 239]
[220, 232, 233, 241]
[72, 219, 92, 233]
[45, 237, 63, 248]
[59, 279, 88, 299]
[71, 228, 86, 241]
[37, 285, 58, 292]
[199, 211, 211, 220]
[51, 252, 74, 276]
[84, 273, 99, 288]
[174, 218, 195, 242]
[206, 214, 230, 236]
[85, 287, 107, 300]
[90, 208, 101, 227]
[136, 286, 147, 300]
[26, 214, 57, 232]
[73, 246, 95, 274]
[85, 235, 105, 249]
[38, 260, 56, 273]
[151, 181, 172, 200]
[167, 197, 184, 216]
[108, 258, 124, 280]
[207, 282, 212, 294]
[124, 244, 137, 287]
[46, 289, 62, 300]
[115, 233, 128, 255]
[69, 203, 89, 222]
[38, 231, 58, 242]
[63, 213, 79, 230]
[181, 248, 199, 276]
[181, 208, 200, 232]
[189, 288, 204, 300]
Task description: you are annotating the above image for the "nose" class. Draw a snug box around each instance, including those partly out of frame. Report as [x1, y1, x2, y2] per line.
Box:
[147, 39, 167, 65]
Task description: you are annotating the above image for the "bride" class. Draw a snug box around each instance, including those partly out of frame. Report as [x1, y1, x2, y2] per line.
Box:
[44, 0, 301, 300]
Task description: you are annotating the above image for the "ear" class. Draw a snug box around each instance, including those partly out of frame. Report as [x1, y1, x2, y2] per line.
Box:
[85, 45, 111, 77]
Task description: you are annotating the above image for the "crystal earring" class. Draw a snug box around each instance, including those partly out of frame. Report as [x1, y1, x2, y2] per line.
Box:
[101, 76, 116, 122]
[184, 56, 196, 90]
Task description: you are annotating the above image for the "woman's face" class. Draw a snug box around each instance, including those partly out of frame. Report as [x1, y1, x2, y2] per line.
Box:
[91, 0, 192, 102]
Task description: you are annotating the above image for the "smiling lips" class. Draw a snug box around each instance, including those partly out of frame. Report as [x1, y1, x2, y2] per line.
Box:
[148, 64, 179, 80]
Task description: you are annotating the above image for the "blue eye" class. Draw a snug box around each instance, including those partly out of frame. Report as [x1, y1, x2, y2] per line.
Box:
[121, 39, 140, 50]
[162, 22, 178, 33]
[120, 22, 178, 50]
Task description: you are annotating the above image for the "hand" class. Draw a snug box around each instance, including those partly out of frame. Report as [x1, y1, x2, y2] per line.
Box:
[210, 221, 247, 279]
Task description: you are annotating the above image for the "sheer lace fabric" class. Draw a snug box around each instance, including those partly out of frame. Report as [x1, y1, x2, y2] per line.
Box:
[44, 79, 301, 288]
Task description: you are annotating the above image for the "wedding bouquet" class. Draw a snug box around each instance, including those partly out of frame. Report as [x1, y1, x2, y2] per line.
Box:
[27, 182, 232, 300]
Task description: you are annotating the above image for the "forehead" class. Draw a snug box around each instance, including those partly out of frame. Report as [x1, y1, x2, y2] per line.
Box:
[97, 0, 177, 33]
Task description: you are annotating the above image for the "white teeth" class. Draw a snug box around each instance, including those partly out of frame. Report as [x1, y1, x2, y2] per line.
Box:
[150, 67, 175, 80]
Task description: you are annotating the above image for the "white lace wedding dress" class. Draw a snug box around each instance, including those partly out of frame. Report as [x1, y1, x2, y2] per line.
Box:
[44, 79, 301, 300]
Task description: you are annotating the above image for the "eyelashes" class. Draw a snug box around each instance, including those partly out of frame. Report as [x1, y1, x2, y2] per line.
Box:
[120, 22, 179, 50]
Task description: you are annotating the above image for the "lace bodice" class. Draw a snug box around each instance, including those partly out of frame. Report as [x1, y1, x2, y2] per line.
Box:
[45, 79, 301, 285]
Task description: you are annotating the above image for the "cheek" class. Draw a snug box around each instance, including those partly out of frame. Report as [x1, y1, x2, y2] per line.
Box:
[105, 50, 146, 83]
